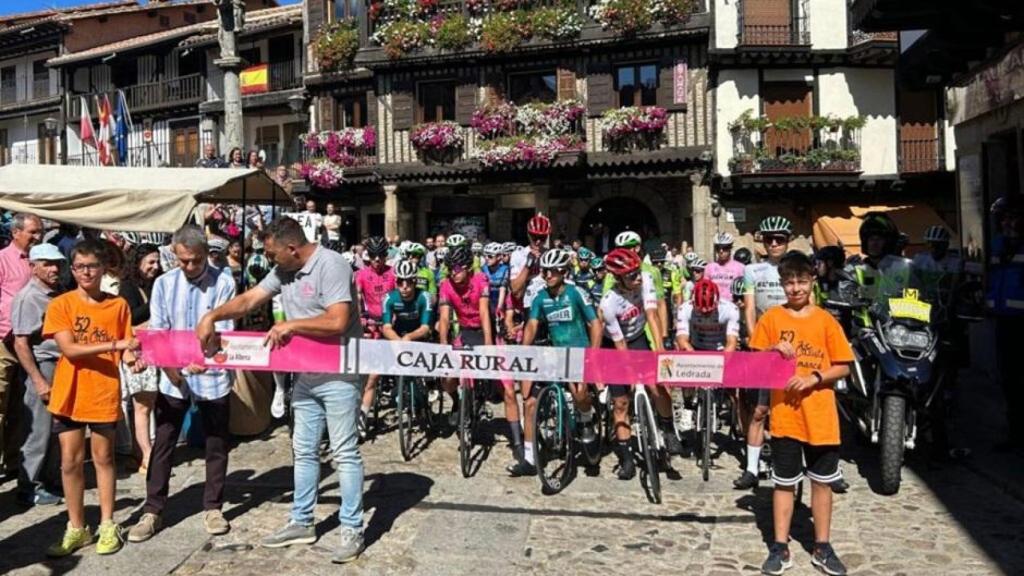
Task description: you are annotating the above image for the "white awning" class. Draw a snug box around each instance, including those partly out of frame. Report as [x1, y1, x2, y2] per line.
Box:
[0, 164, 290, 233]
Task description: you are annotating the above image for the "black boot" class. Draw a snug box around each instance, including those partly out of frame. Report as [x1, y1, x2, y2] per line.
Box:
[615, 440, 636, 480]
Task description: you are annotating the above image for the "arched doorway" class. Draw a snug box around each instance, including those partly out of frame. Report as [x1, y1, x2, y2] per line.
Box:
[580, 198, 660, 255]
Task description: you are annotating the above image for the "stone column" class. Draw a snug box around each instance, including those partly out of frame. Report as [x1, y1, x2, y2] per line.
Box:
[384, 184, 400, 239]
[691, 173, 713, 258]
[214, 0, 245, 153]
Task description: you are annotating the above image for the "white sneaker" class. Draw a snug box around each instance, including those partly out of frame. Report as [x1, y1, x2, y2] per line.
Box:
[271, 387, 286, 419]
[679, 408, 695, 433]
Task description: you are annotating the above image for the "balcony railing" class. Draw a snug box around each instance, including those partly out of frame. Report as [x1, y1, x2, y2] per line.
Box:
[32, 77, 50, 100]
[0, 84, 15, 104]
[737, 0, 810, 46]
[125, 73, 203, 112]
[728, 111, 863, 175]
[849, 29, 897, 46]
[267, 60, 302, 92]
[899, 136, 943, 174]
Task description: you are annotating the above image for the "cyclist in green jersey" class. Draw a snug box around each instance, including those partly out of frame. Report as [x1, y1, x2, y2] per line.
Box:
[508, 249, 603, 477]
[401, 242, 438, 306]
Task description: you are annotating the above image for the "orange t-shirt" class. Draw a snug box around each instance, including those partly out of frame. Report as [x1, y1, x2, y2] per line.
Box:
[749, 305, 854, 446]
[43, 291, 133, 423]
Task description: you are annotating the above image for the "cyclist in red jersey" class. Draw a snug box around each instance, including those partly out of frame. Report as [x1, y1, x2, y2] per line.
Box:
[355, 236, 396, 438]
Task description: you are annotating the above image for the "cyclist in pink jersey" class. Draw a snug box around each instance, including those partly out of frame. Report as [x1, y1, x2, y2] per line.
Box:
[706, 232, 746, 303]
[437, 245, 493, 425]
[356, 237, 396, 437]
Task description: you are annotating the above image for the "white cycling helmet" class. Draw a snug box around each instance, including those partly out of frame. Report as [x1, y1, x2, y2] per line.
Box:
[483, 242, 502, 257]
[615, 230, 642, 248]
[758, 216, 793, 236]
[689, 257, 708, 271]
[394, 260, 419, 280]
[405, 242, 427, 258]
[539, 248, 573, 269]
[713, 232, 734, 247]
[501, 242, 518, 254]
[436, 246, 449, 261]
[397, 240, 413, 256]
[684, 251, 699, 263]
[924, 225, 951, 244]
[471, 241, 483, 254]
[446, 234, 467, 247]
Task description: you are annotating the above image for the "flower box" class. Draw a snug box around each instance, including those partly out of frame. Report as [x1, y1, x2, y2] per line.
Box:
[599, 106, 669, 153]
[410, 121, 465, 164]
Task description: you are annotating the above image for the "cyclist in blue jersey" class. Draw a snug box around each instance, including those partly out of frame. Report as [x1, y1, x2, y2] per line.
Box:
[572, 247, 596, 286]
[588, 256, 606, 306]
[481, 242, 509, 319]
[508, 249, 602, 477]
[381, 261, 433, 343]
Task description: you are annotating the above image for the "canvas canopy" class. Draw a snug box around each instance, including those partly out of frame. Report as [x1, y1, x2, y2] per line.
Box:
[0, 164, 290, 233]
[812, 204, 957, 257]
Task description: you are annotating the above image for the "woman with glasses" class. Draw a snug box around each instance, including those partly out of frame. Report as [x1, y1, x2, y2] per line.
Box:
[734, 216, 793, 492]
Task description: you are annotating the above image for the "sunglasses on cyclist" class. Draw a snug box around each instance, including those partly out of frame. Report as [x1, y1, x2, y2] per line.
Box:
[450, 265, 467, 274]
[620, 271, 641, 282]
[542, 268, 566, 277]
[369, 254, 386, 261]
[529, 234, 547, 243]
[397, 279, 416, 287]
[763, 235, 789, 246]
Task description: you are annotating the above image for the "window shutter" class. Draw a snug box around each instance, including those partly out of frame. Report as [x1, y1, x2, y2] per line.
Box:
[658, 56, 687, 111]
[318, 94, 335, 131]
[392, 80, 415, 130]
[483, 71, 505, 106]
[366, 89, 378, 127]
[586, 62, 613, 117]
[557, 63, 576, 100]
[455, 76, 479, 126]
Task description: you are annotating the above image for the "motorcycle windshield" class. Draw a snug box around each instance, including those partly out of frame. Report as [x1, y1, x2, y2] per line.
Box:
[873, 256, 932, 324]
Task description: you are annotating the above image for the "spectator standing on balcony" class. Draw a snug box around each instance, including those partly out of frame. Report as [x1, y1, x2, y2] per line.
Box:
[196, 144, 228, 169]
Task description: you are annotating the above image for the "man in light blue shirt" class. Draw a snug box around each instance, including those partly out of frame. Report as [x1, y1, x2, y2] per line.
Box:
[128, 225, 236, 543]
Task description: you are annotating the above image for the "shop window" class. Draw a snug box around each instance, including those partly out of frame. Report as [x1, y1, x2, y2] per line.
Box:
[417, 81, 456, 123]
[508, 71, 557, 104]
[615, 63, 657, 108]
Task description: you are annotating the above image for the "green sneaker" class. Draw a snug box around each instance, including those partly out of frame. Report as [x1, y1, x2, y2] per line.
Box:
[96, 521, 124, 555]
[46, 523, 93, 558]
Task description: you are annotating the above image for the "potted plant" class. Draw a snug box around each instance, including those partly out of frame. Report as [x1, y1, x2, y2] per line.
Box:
[481, 10, 533, 53]
[531, 5, 583, 42]
[599, 106, 669, 152]
[410, 121, 465, 164]
[435, 13, 473, 51]
[313, 19, 360, 72]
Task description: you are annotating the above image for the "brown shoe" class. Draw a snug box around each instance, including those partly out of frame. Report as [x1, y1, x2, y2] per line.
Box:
[128, 513, 161, 543]
[204, 510, 230, 535]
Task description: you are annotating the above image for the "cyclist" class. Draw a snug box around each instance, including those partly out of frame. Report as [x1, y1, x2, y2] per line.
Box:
[501, 242, 517, 267]
[481, 242, 510, 321]
[682, 257, 708, 302]
[402, 242, 438, 306]
[676, 278, 740, 353]
[734, 247, 753, 266]
[572, 247, 596, 286]
[734, 216, 792, 490]
[381, 260, 433, 343]
[437, 245, 493, 426]
[602, 232, 670, 340]
[510, 214, 550, 300]
[912, 225, 963, 310]
[706, 232, 746, 304]
[356, 236, 396, 438]
[731, 276, 749, 344]
[814, 246, 854, 327]
[588, 256, 607, 306]
[649, 242, 684, 311]
[599, 248, 683, 481]
[849, 211, 902, 308]
[508, 249, 603, 476]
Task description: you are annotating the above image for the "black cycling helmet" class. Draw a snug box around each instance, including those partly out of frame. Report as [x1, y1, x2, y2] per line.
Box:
[814, 245, 846, 269]
[734, 247, 753, 265]
[859, 211, 899, 255]
[365, 236, 390, 258]
[991, 194, 1024, 217]
[730, 276, 746, 301]
[447, 244, 473, 268]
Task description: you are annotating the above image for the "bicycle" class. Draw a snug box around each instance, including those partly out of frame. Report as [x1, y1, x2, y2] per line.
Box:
[694, 386, 716, 482]
[457, 372, 493, 478]
[533, 382, 604, 494]
[396, 375, 444, 461]
[633, 383, 665, 504]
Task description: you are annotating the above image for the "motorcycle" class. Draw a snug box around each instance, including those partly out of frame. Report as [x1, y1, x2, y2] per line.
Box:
[827, 256, 940, 495]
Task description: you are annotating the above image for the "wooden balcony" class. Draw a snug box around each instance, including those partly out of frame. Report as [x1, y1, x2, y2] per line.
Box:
[70, 73, 204, 116]
[899, 136, 943, 174]
[729, 113, 864, 175]
[267, 60, 302, 92]
[737, 0, 810, 46]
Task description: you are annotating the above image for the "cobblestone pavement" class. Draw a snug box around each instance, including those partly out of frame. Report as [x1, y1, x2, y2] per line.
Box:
[2, 402, 1023, 576]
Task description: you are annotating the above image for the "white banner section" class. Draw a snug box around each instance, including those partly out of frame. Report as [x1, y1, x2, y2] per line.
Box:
[348, 339, 587, 382]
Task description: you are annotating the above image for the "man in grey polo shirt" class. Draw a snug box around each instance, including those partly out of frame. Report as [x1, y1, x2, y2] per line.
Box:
[10, 243, 65, 506]
[196, 217, 364, 564]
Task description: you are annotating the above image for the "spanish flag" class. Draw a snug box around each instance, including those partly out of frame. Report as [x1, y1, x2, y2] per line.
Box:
[241, 64, 269, 95]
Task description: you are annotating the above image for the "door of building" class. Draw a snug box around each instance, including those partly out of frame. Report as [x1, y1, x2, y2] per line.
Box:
[762, 82, 812, 156]
[171, 125, 199, 167]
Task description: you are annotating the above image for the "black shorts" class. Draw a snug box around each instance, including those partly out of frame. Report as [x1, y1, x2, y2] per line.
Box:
[604, 336, 650, 399]
[770, 436, 841, 487]
[52, 415, 117, 435]
[457, 327, 485, 348]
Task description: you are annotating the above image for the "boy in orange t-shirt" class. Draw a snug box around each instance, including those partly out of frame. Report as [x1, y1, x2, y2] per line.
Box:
[42, 240, 142, 558]
[748, 252, 854, 576]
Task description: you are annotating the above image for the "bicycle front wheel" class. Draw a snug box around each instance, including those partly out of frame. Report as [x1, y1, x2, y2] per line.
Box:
[397, 376, 414, 461]
[535, 385, 574, 495]
[701, 388, 713, 482]
[458, 379, 474, 478]
[635, 392, 662, 504]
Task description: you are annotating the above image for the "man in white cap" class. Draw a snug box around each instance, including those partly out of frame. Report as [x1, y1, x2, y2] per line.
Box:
[10, 243, 65, 505]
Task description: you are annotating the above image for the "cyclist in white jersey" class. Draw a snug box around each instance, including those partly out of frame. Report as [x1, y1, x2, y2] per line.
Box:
[735, 216, 792, 491]
[676, 278, 740, 352]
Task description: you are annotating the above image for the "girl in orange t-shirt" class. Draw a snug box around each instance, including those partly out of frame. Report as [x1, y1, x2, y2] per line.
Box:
[42, 239, 143, 558]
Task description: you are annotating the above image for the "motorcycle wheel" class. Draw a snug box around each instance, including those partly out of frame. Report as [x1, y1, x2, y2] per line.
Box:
[879, 394, 906, 496]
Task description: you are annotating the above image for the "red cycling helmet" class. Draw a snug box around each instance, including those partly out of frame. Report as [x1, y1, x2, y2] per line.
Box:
[604, 248, 642, 277]
[527, 213, 551, 237]
[693, 278, 720, 314]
